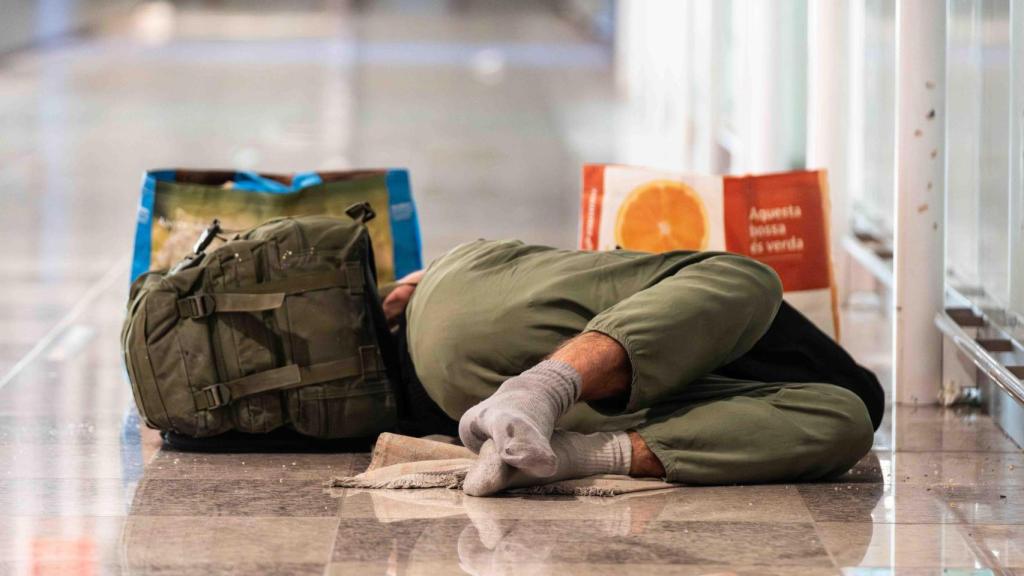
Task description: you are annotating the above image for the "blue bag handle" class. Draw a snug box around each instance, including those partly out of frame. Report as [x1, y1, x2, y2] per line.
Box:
[230, 171, 292, 193]
[230, 171, 323, 193]
[291, 171, 323, 189]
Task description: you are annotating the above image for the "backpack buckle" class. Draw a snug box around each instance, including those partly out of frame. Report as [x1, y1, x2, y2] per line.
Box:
[178, 294, 215, 319]
[359, 345, 382, 377]
[198, 383, 230, 410]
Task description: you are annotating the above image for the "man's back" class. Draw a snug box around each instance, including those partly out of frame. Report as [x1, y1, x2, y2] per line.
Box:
[406, 239, 784, 419]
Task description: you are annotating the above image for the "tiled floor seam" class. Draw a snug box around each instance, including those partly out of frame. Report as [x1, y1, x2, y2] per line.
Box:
[323, 497, 345, 575]
[810, 521, 844, 572]
[888, 449, 1024, 453]
[0, 260, 121, 393]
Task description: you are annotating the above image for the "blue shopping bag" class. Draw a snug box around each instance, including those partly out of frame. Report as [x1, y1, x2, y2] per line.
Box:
[130, 169, 422, 284]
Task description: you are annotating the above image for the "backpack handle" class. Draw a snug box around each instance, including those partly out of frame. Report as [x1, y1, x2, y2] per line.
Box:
[345, 202, 376, 224]
[169, 219, 230, 275]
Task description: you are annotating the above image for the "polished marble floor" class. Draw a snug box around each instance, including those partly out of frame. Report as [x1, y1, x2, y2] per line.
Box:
[1, 1, 1023, 575]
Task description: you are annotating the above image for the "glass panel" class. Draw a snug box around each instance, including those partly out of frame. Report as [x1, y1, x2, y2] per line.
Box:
[977, 0, 1012, 310]
[777, 0, 809, 171]
[724, 0, 807, 173]
[1008, 1, 1024, 330]
[946, 0, 983, 291]
[946, 0, 1011, 313]
[718, 0, 735, 137]
[854, 0, 896, 239]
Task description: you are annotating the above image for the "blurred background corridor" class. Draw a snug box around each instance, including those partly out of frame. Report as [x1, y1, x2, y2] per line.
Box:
[1, 0, 1023, 574]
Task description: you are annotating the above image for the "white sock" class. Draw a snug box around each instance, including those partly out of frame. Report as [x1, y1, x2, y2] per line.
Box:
[463, 430, 632, 497]
[458, 360, 581, 477]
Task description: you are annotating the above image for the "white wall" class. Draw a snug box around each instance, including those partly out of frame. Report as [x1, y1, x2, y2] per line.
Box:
[0, 0, 136, 54]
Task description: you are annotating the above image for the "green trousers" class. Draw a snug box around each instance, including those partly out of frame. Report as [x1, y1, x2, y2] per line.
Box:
[406, 240, 874, 484]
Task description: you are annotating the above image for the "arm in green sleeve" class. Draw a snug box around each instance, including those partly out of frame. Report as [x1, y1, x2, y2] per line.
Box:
[585, 252, 783, 413]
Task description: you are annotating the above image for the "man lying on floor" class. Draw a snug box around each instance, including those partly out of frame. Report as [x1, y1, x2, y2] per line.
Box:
[381, 240, 884, 496]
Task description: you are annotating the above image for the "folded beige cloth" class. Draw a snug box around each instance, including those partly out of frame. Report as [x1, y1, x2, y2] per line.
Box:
[328, 433, 678, 497]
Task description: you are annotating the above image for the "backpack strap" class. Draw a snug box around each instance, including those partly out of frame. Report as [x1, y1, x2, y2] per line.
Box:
[193, 351, 383, 411]
[248, 269, 353, 295]
[178, 268, 362, 319]
[177, 293, 285, 319]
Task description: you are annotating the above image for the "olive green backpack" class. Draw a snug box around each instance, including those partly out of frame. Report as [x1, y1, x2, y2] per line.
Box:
[121, 206, 398, 439]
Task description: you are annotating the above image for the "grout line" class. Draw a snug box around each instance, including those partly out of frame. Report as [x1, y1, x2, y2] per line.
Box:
[0, 261, 123, 392]
[881, 449, 1022, 454]
[322, 504, 344, 575]
[809, 523, 842, 573]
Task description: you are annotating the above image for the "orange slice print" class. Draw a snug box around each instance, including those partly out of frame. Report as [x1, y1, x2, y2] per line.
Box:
[614, 180, 709, 252]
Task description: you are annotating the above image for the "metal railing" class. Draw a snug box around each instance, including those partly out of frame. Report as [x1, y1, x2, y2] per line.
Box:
[934, 309, 1024, 406]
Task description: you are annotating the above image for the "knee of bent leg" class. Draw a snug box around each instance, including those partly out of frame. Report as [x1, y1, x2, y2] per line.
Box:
[803, 384, 875, 478]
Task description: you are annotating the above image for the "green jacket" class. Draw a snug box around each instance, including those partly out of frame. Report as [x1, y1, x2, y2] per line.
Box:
[405, 239, 882, 429]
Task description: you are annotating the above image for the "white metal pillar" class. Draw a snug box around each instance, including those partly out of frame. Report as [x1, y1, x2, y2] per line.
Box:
[893, 0, 945, 404]
[807, 0, 850, 303]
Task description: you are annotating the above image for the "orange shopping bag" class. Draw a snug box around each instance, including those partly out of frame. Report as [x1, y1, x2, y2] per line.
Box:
[580, 165, 839, 339]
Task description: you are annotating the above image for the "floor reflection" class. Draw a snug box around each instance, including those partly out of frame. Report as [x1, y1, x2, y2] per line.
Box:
[319, 465, 885, 574]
